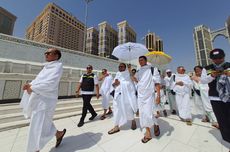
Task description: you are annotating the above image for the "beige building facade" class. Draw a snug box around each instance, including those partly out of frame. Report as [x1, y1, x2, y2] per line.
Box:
[145, 32, 163, 51]
[193, 25, 213, 66]
[0, 7, 17, 35]
[98, 21, 118, 58]
[86, 27, 99, 55]
[117, 20, 136, 45]
[25, 3, 85, 52]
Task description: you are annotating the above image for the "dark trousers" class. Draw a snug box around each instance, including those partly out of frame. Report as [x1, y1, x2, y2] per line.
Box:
[211, 100, 230, 143]
[80, 94, 97, 122]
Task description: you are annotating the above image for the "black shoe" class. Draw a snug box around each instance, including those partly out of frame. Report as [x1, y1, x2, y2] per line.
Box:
[77, 121, 84, 127]
[154, 125, 160, 137]
[171, 110, 177, 115]
[89, 113, 97, 120]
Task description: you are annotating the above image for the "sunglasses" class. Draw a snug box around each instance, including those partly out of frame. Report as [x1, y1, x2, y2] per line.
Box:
[86, 67, 92, 69]
[44, 52, 53, 55]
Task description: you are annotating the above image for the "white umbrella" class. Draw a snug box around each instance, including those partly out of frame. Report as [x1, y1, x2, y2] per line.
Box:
[112, 42, 149, 61]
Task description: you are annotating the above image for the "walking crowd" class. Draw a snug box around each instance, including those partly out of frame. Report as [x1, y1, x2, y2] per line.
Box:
[20, 48, 229, 152]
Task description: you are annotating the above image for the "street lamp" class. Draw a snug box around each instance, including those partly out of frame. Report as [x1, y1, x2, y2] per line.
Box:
[83, 0, 94, 53]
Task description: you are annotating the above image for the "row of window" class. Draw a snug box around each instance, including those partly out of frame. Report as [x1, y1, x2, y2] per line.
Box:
[50, 6, 84, 30]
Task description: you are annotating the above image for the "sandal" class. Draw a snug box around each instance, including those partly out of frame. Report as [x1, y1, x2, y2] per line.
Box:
[108, 128, 120, 135]
[186, 121, 192, 126]
[131, 121, 137, 130]
[100, 115, 106, 120]
[141, 136, 152, 143]
[154, 125, 160, 137]
[212, 123, 219, 129]
[201, 116, 210, 122]
[55, 129, 66, 148]
[106, 110, 113, 115]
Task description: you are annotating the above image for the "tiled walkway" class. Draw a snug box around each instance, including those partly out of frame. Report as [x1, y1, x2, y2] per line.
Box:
[1, 105, 230, 152]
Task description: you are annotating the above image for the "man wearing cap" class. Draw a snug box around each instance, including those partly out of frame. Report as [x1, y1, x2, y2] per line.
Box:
[201, 48, 230, 144]
[164, 69, 177, 114]
[76, 65, 99, 127]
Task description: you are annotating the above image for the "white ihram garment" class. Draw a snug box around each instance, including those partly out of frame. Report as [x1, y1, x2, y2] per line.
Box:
[136, 65, 160, 128]
[172, 74, 192, 120]
[192, 78, 217, 123]
[100, 74, 113, 109]
[113, 70, 137, 127]
[20, 61, 63, 152]
[164, 75, 177, 111]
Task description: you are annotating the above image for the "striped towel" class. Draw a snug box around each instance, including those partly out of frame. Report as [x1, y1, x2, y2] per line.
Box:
[217, 75, 230, 103]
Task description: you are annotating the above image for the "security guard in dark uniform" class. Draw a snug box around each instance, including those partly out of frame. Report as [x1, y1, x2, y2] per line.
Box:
[76, 65, 99, 127]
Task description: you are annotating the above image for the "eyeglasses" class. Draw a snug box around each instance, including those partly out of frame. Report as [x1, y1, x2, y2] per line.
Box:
[86, 67, 92, 69]
[44, 52, 53, 55]
[119, 66, 125, 68]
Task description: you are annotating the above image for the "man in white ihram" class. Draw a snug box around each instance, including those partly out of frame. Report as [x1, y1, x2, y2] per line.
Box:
[20, 48, 66, 152]
[98, 69, 113, 120]
[132, 56, 161, 143]
[172, 66, 193, 125]
[164, 69, 177, 114]
[108, 63, 137, 134]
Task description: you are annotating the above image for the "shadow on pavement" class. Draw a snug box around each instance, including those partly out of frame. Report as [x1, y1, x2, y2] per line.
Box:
[209, 129, 230, 149]
[49, 132, 102, 152]
[121, 118, 141, 131]
[156, 118, 174, 137]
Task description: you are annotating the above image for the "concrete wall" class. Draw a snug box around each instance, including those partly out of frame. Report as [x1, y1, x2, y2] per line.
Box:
[0, 33, 121, 71]
[0, 33, 120, 103]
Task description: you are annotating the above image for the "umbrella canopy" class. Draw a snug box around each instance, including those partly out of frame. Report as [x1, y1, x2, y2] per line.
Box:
[146, 51, 172, 65]
[112, 42, 149, 61]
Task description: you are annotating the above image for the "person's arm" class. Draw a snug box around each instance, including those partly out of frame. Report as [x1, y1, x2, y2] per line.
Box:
[76, 75, 83, 97]
[200, 68, 215, 84]
[95, 84, 99, 99]
[153, 67, 161, 104]
[94, 75, 100, 99]
[98, 74, 107, 81]
[131, 75, 138, 83]
[155, 83, 161, 104]
[127, 64, 133, 75]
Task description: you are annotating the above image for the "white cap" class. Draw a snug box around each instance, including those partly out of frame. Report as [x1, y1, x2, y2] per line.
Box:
[166, 69, 172, 73]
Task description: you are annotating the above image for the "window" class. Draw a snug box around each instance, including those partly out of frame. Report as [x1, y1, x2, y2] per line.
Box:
[39, 20, 43, 34]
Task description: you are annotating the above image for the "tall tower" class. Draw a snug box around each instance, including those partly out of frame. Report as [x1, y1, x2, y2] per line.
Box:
[25, 3, 85, 52]
[225, 16, 230, 43]
[98, 21, 118, 58]
[193, 25, 213, 66]
[145, 32, 163, 51]
[117, 20, 136, 45]
[0, 7, 17, 35]
[86, 27, 99, 55]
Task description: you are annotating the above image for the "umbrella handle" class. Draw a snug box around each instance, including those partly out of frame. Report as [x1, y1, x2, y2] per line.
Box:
[129, 46, 131, 63]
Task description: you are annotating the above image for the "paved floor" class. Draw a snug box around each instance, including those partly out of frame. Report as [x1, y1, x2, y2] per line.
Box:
[1, 105, 230, 152]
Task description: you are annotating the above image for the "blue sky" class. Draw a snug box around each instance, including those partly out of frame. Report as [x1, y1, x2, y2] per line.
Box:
[0, 0, 229, 71]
